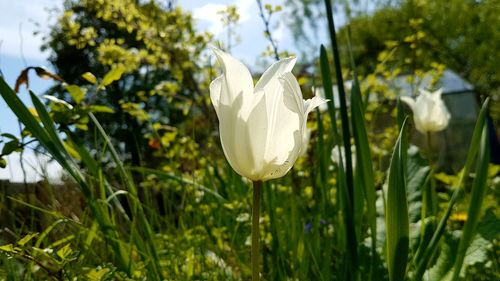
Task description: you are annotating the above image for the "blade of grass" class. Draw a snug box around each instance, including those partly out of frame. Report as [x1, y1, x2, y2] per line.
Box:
[451, 123, 490, 280]
[345, 26, 378, 279]
[385, 117, 410, 281]
[323, 0, 354, 202]
[320, 45, 358, 281]
[413, 98, 490, 279]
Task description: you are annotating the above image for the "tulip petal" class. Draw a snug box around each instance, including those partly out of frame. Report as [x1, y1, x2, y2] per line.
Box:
[216, 99, 245, 177]
[255, 57, 296, 92]
[209, 75, 223, 116]
[279, 72, 305, 116]
[304, 94, 328, 117]
[211, 47, 253, 105]
[244, 90, 270, 179]
[400, 96, 415, 111]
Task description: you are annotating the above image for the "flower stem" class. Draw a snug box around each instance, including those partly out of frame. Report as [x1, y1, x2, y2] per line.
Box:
[426, 132, 432, 163]
[252, 180, 262, 281]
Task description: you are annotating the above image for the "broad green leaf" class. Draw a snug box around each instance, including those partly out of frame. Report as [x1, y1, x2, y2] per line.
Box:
[82, 72, 97, 84]
[424, 233, 458, 281]
[99, 66, 126, 89]
[0, 157, 6, 168]
[65, 84, 86, 104]
[385, 118, 409, 281]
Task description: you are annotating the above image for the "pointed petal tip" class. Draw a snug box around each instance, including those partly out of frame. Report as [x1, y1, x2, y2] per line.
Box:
[400, 96, 415, 107]
[282, 56, 297, 65]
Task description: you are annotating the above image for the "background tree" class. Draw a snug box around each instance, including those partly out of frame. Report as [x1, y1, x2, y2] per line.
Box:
[42, 0, 212, 169]
[285, 0, 500, 126]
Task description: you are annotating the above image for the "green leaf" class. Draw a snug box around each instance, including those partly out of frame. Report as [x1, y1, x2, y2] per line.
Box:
[86, 267, 111, 281]
[57, 243, 72, 260]
[1, 133, 18, 140]
[2, 139, 19, 155]
[65, 84, 86, 104]
[0, 244, 15, 253]
[99, 66, 126, 89]
[89, 105, 115, 113]
[424, 233, 458, 281]
[351, 75, 377, 259]
[385, 118, 410, 281]
[451, 123, 490, 281]
[82, 72, 97, 84]
[0, 157, 6, 168]
[17, 233, 38, 246]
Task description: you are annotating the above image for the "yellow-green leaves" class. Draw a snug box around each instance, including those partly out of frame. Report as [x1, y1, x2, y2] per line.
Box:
[98, 66, 126, 90]
[17, 233, 39, 246]
[65, 84, 86, 104]
[82, 72, 97, 85]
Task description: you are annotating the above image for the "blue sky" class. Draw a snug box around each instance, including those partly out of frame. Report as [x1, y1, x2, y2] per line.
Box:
[0, 0, 333, 181]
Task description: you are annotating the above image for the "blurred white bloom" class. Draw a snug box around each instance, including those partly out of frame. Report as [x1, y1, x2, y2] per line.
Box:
[400, 89, 451, 133]
[331, 145, 356, 170]
[42, 95, 73, 109]
[210, 47, 326, 181]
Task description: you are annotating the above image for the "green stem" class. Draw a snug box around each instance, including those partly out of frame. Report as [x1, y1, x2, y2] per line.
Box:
[252, 180, 262, 281]
[426, 132, 432, 163]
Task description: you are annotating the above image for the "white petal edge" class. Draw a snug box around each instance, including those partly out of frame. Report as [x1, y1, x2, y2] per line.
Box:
[210, 47, 254, 105]
[255, 57, 297, 92]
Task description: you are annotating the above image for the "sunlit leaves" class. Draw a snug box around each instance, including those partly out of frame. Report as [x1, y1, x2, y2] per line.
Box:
[98, 66, 126, 90]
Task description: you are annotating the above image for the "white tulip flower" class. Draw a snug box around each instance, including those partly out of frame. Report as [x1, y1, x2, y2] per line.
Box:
[210, 48, 326, 181]
[400, 89, 451, 134]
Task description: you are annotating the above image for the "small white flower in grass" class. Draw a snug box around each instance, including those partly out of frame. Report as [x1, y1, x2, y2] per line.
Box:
[400, 89, 451, 134]
[209, 47, 326, 181]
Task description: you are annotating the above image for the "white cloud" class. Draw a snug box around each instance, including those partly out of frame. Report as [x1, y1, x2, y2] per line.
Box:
[0, 151, 62, 183]
[193, 0, 254, 36]
[0, 0, 63, 60]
